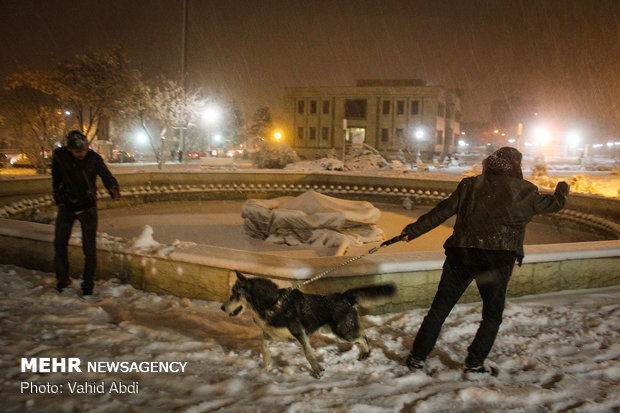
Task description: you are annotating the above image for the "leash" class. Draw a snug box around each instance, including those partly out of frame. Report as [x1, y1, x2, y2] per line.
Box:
[290, 233, 407, 290]
[269, 234, 406, 314]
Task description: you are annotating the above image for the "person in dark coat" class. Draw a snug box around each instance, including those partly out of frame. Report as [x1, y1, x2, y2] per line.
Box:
[401, 147, 569, 374]
[52, 130, 120, 295]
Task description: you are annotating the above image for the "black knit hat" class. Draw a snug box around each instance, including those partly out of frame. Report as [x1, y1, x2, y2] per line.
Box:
[482, 147, 523, 179]
[66, 130, 88, 150]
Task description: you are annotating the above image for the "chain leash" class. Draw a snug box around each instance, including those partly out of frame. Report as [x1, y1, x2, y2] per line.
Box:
[290, 234, 406, 290]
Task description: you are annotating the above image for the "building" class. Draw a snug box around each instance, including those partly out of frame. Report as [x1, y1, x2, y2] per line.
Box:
[283, 79, 461, 160]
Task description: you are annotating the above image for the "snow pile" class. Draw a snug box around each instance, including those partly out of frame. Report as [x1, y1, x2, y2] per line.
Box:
[461, 164, 482, 178]
[90, 225, 196, 258]
[284, 157, 343, 171]
[530, 174, 602, 195]
[1, 264, 619, 412]
[129, 225, 160, 250]
[242, 190, 384, 255]
[344, 151, 393, 171]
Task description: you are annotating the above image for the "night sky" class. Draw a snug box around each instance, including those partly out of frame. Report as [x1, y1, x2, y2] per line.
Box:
[1, 0, 618, 139]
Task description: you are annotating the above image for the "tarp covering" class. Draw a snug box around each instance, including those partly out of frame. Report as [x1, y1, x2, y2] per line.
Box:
[242, 190, 384, 255]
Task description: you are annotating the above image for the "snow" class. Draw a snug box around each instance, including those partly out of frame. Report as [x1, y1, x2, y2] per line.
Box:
[1, 264, 618, 412]
[123, 225, 196, 257]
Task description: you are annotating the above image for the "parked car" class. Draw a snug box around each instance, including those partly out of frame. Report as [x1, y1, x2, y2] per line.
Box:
[110, 151, 136, 163]
[10, 154, 34, 168]
[187, 151, 201, 159]
[9, 153, 52, 169]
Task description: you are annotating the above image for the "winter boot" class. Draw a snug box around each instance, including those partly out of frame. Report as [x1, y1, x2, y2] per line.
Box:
[464, 364, 491, 374]
[56, 280, 71, 293]
[405, 354, 426, 372]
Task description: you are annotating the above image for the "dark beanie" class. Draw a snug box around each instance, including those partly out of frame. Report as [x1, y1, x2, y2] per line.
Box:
[66, 130, 88, 150]
[482, 147, 523, 179]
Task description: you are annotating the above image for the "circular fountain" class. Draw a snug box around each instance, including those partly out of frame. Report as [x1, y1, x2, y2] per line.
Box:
[1, 171, 618, 313]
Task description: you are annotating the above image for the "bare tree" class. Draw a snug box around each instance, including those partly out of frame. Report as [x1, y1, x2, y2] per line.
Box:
[121, 77, 201, 169]
[11, 49, 141, 143]
[0, 84, 68, 174]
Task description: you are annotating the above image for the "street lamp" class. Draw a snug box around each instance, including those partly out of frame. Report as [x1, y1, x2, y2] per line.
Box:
[533, 127, 550, 144]
[566, 132, 580, 149]
[202, 105, 220, 124]
[136, 131, 148, 145]
[201, 104, 221, 153]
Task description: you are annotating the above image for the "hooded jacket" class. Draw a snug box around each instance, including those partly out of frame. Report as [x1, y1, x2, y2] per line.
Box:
[52, 147, 119, 211]
[403, 174, 569, 262]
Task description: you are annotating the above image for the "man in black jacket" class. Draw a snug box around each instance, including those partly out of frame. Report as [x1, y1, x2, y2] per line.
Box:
[52, 130, 120, 296]
[402, 147, 569, 374]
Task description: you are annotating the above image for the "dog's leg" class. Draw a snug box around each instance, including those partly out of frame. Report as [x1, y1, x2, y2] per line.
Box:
[355, 335, 371, 360]
[290, 326, 324, 378]
[261, 332, 273, 369]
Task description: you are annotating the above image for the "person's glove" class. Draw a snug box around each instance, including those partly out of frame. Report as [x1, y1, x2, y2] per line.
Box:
[556, 181, 569, 192]
[380, 233, 408, 247]
[110, 188, 121, 200]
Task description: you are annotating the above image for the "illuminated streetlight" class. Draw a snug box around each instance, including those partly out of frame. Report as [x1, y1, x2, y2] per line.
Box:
[201, 105, 221, 124]
[415, 129, 425, 140]
[533, 127, 550, 144]
[566, 132, 580, 148]
[201, 103, 221, 152]
[136, 131, 148, 145]
[274, 132, 282, 140]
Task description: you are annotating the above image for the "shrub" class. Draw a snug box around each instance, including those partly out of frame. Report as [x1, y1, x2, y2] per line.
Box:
[253, 143, 298, 169]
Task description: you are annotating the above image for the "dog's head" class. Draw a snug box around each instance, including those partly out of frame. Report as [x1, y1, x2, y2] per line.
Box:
[221, 271, 250, 317]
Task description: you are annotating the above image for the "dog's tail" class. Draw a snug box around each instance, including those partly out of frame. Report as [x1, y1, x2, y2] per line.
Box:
[343, 283, 396, 305]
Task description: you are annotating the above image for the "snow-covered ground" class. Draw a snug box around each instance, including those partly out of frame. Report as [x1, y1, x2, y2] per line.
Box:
[2, 158, 619, 411]
[1, 264, 619, 412]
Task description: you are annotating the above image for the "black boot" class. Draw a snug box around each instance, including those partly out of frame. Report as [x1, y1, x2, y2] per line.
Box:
[56, 281, 71, 293]
[81, 281, 93, 296]
[405, 354, 425, 371]
[464, 364, 492, 375]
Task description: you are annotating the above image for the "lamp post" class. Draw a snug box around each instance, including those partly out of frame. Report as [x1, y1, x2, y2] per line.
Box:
[201, 104, 221, 154]
[179, 0, 189, 162]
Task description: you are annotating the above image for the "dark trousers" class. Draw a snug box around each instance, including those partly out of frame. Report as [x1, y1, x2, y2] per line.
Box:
[54, 206, 98, 290]
[411, 248, 515, 367]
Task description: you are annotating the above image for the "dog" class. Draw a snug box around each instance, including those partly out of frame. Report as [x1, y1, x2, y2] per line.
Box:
[221, 270, 396, 378]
